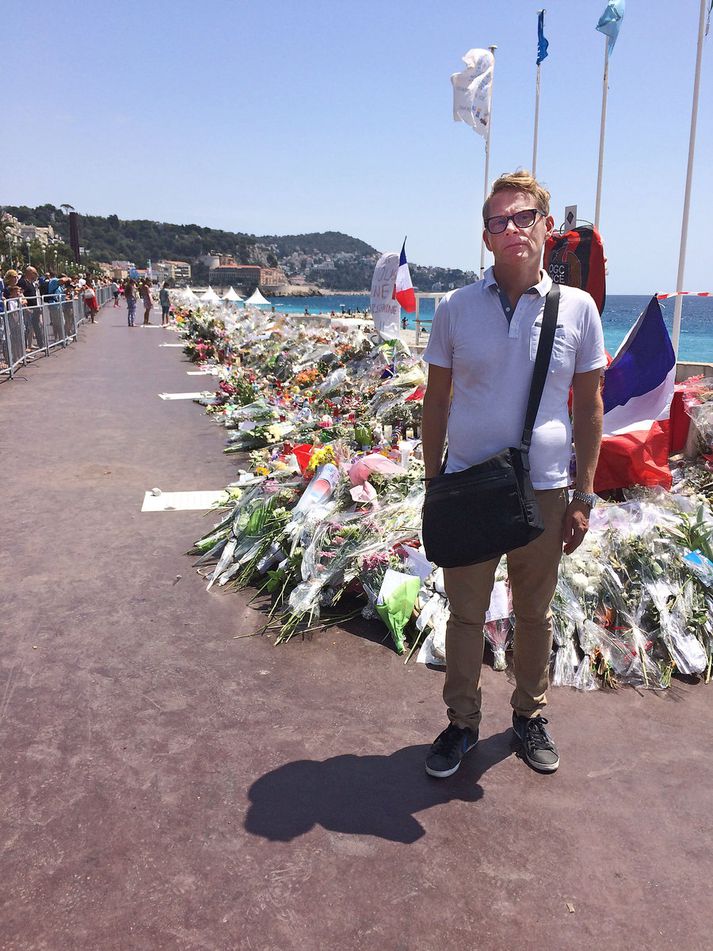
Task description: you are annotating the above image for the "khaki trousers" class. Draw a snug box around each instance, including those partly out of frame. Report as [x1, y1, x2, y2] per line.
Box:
[442, 488, 568, 729]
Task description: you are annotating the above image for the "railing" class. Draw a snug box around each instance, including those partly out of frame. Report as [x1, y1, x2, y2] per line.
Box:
[1, 285, 113, 380]
[413, 292, 444, 347]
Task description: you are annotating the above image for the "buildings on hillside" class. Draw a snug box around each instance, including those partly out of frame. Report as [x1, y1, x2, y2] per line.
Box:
[207, 259, 287, 290]
[155, 259, 191, 284]
[2, 213, 59, 250]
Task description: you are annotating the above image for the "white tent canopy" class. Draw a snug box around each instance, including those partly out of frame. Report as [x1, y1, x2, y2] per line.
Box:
[183, 285, 199, 302]
[245, 288, 271, 306]
[223, 286, 244, 302]
[201, 286, 221, 303]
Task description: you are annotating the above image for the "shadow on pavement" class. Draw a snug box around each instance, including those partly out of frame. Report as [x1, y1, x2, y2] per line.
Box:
[245, 731, 513, 844]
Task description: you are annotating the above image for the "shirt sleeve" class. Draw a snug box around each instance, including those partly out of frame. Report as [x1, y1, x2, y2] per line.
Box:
[423, 295, 453, 368]
[575, 298, 607, 373]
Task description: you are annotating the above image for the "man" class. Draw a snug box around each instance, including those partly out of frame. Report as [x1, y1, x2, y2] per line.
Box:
[159, 282, 170, 325]
[124, 279, 137, 327]
[139, 280, 153, 325]
[422, 170, 606, 776]
[18, 266, 44, 350]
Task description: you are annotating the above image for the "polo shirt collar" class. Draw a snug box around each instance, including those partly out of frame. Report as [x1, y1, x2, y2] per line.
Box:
[482, 266, 552, 297]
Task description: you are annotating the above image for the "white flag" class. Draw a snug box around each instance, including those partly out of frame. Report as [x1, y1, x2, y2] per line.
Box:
[451, 48, 494, 138]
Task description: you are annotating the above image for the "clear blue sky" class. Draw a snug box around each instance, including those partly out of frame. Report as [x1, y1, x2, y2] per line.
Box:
[5, 0, 711, 293]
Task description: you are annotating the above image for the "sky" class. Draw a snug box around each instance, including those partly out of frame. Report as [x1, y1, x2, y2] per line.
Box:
[4, 0, 712, 293]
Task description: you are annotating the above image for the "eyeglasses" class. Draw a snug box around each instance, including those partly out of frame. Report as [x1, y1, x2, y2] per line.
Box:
[484, 208, 545, 235]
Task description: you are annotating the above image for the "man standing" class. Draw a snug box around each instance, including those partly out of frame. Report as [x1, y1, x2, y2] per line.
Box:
[18, 266, 44, 350]
[124, 279, 137, 327]
[422, 170, 606, 776]
[159, 282, 171, 325]
[139, 280, 153, 325]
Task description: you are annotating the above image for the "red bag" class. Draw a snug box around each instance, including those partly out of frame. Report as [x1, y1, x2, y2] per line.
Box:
[544, 225, 606, 315]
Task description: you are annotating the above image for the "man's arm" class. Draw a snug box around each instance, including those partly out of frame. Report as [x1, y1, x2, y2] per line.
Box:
[422, 364, 452, 480]
[562, 368, 604, 555]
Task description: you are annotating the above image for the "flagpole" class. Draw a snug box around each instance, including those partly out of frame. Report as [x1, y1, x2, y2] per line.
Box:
[532, 62, 541, 177]
[594, 37, 609, 231]
[480, 44, 497, 277]
[672, 0, 708, 358]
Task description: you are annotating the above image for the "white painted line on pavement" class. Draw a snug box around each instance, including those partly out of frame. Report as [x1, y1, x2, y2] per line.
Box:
[158, 391, 211, 400]
[141, 489, 230, 512]
[187, 369, 219, 376]
[159, 343, 184, 348]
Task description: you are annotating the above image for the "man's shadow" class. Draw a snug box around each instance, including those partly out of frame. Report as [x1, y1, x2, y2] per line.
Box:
[244, 730, 513, 844]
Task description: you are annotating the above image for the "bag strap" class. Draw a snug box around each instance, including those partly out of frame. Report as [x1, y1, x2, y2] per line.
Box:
[521, 283, 560, 451]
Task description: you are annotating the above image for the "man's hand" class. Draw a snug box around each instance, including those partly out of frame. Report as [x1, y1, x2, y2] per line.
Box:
[562, 499, 590, 555]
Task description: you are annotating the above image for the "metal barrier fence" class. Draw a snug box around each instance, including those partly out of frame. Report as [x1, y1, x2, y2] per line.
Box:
[1, 285, 113, 380]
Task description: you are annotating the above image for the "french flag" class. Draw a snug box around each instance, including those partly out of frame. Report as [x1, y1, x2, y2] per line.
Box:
[394, 240, 416, 313]
[594, 296, 676, 493]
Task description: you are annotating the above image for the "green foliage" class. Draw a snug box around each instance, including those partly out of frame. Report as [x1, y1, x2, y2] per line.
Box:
[258, 230, 378, 257]
[2, 203, 257, 270]
[2, 205, 477, 291]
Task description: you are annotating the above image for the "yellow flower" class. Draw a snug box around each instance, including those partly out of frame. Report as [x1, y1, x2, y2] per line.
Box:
[306, 444, 336, 473]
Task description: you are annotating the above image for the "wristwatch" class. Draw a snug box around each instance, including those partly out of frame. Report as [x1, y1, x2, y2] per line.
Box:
[572, 490, 598, 509]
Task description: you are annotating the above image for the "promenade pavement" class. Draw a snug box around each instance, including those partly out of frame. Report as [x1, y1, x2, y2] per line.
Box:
[1, 300, 712, 950]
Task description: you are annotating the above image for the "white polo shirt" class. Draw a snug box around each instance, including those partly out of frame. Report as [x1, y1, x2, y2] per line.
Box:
[423, 268, 607, 489]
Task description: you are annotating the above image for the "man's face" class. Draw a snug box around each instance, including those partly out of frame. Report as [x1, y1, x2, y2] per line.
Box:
[24, 267, 38, 281]
[483, 189, 554, 269]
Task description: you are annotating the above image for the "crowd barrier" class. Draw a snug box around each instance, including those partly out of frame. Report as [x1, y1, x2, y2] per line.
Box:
[0, 285, 113, 381]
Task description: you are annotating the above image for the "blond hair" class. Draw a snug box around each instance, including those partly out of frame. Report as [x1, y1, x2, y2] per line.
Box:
[483, 169, 550, 221]
[4, 268, 19, 284]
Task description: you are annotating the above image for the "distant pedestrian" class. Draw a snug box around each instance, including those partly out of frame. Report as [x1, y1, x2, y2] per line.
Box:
[46, 271, 60, 301]
[159, 282, 170, 325]
[18, 266, 44, 350]
[111, 280, 120, 306]
[84, 280, 99, 323]
[140, 281, 153, 325]
[124, 279, 137, 327]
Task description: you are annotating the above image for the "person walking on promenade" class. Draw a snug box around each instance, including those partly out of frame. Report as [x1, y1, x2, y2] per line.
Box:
[111, 279, 120, 306]
[140, 280, 153, 325]
[421, 170, 606, 777]
[84, 279, 99, 323]
[18, 266, 44, 350]
[124, 279, 137, 327]
[159, 282, 170, 325]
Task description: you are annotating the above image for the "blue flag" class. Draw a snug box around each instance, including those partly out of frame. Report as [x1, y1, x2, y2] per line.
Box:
[596, 0, 625, 54]
[537, 10, 549, 65]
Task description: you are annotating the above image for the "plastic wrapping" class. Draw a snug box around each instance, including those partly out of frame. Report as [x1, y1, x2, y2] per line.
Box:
[484, 618, 512, 671]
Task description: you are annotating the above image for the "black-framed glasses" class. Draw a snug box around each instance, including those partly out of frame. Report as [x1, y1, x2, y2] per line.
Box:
[484, 208, 545, 235]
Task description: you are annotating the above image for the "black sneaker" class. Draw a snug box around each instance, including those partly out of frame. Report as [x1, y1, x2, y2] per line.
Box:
[512, 714, 559, 773]
[425, 723, 479, 778]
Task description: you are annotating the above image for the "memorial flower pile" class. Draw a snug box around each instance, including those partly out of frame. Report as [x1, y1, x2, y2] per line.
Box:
[176, 302, 713, 689]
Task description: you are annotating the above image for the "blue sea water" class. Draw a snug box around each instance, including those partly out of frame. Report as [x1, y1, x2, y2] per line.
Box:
[271, 293, 713, 363]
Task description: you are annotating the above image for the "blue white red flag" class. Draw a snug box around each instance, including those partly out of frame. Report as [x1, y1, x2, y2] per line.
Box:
[594, 296, 676, 493]
[537, 10, 549, 65]
[394, 240, 416, 313]
[596, 0, 626, 54]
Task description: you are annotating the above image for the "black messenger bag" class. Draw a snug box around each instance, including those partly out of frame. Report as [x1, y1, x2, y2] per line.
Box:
[421, 284, 560, 568]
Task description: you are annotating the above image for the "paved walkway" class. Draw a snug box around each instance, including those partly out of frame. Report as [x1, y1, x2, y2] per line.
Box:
[1, 301, 712, 950]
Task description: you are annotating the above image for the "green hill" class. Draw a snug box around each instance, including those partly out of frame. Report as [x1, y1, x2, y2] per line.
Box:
[2, 204, 476, 291]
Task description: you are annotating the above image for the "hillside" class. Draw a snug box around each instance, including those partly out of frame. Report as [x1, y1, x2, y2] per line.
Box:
[2, 204, 475, 291]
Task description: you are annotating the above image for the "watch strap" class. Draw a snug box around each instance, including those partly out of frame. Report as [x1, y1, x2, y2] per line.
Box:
[572, 490, 596, 508]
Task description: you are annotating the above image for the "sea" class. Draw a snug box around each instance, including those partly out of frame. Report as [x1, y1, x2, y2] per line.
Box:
[270, 293, 713, 364]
